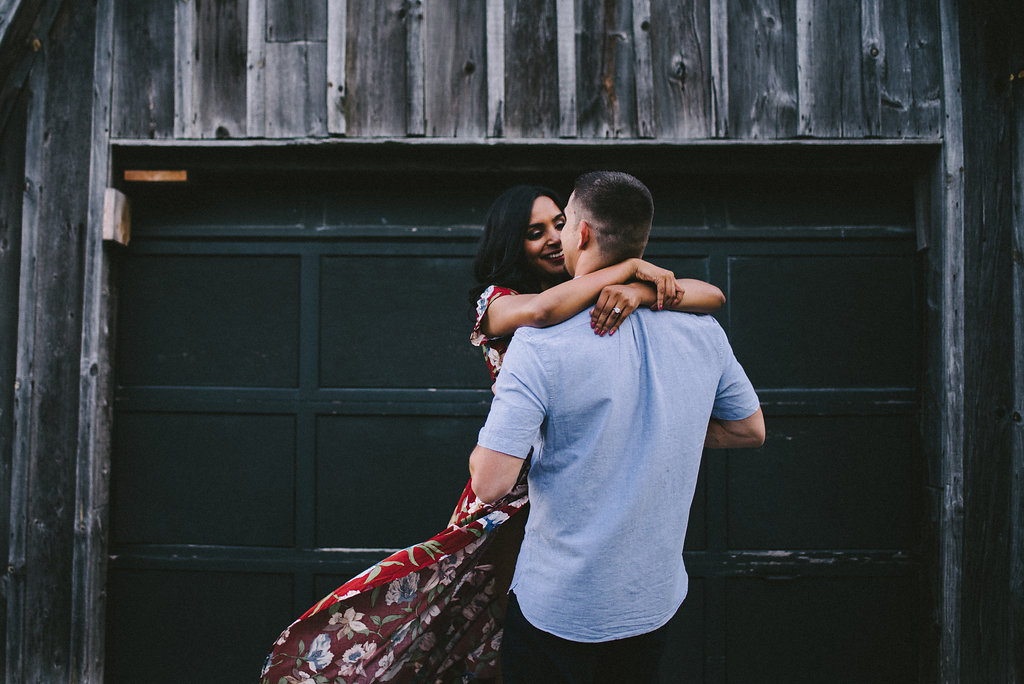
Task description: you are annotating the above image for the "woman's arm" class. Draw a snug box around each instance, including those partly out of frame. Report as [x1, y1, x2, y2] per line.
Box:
[590, 279, 726, 335]
[479, 259, 678, 338]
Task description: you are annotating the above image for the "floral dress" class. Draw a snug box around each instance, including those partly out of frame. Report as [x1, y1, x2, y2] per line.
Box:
[261, 286, 526, 684]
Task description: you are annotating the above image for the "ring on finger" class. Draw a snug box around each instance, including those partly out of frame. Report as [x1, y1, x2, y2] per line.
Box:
[612, 306, 623, 315]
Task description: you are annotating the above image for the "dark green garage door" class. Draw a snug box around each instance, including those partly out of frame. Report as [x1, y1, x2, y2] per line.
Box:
[106, 160, 921, 682]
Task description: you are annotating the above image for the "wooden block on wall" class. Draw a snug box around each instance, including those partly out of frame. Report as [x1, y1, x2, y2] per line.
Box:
[102, 188, 131, 245]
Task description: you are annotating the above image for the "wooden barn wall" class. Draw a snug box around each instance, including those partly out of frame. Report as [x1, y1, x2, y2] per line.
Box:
[110, 0, 943, 141]
[956, 1, 1024, 681]
[3, 1, 98, 681]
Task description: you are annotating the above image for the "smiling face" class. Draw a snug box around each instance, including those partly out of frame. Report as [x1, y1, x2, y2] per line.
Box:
[522, 195, 566, 286]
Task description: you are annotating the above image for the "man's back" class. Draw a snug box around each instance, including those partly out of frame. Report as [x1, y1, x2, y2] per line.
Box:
[480, 308, 760, 642]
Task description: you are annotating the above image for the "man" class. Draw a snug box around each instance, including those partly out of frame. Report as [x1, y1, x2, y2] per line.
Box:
[469, 171, 765, 683]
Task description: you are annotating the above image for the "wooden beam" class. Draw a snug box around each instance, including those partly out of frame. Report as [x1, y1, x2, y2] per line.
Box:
[1012, 66, 1024, 682]
[406, 0, 425, 136]
[555, 0, 576, 138]
[123, 169, 187, 182]
[101, 188, 130, 245]
[5, 42, 45, 684]
[70, 0, 115, 680]
[485, 0, 503, 137]
[326, 0, 347, 135]
[937, 0, 965, 679]
[631, 0, 654, 139]
[246, 0, 266, 137]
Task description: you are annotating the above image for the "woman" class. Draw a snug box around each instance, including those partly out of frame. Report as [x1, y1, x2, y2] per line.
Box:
[260, 186, 724, 684]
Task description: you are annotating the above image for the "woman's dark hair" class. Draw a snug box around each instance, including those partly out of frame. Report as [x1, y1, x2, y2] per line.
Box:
[469, 185, 566, 307]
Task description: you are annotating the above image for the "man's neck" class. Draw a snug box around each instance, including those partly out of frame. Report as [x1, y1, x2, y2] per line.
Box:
[570, 251, 614, 277]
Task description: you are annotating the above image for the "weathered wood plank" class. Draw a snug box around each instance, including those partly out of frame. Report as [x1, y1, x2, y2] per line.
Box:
[649, 0, 711, 138]
[266, 0, 327, 41]
[0, 78, 28, 684]
[345, 0, 406, 136]
[10, 3, 96, 679]
[874, 0, 912, 137]
[936, 0, 965, 678]
[1012, 66, 1024, 684]
[246, 0, 267, 137]
[265, 40, 327, 137]
[70, 0, 115, 680]
[111, 0, 174, 138]
[632, 0, 654, 138]
[485, 0, 504, 136]
[423, 0, 486, 137]
[576, 0, 636, 139]
[503, 0, 559, 137]
[859, 0, 882, 136]
[193, 0, 248, 138]
[6, 55, 44, 684]
[173, 0, 196, 137]
[796, 0, 864, 137]
[326, 0, 346, 135]
[406, 0, 425, 135]
[709, 0, 727, 136]
[556, 0, 576, 137]
[727, 0, 798, 139]
[907, 0, 942, 137]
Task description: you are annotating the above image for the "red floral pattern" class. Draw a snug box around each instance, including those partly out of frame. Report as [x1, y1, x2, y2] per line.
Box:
[261, 287, 527, 683]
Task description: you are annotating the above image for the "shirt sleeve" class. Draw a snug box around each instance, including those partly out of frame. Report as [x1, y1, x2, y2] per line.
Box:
[712, 343, 761, 421]
[469, 285, 517, 348]
[476, 331, 548, 459]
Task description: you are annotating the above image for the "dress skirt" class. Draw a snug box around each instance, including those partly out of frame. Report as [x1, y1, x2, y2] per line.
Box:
[260, 466, 529, 684]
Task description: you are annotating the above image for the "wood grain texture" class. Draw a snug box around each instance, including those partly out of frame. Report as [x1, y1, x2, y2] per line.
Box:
[727, 0, 798, 139]
[246, 0, 267, 136]
[70, 1, 115, 680]
[345, 0, 406, 136]
[111, 0, 174, 138]
[1012, 67, 1024, 684]
[326, 0, 346, 134]
[632, 0, 654, 138]
[194, 0, 248, 138]
[173, 0, 195, 136]
[503, 0, 559, 137]
[423, 0, 486, 137]
[0, 80, 27, 684]
[906, 0, 941, 137]
[709, 0, 727, 136]
[576, 0, 637, 139]
[406, 0, 425, 135]
[649, 0, 711, 138]
[265, 40, 327, 137]
[266, 0, 327, 41]
[796, 0, 864, 137]
[10, 3, 96, 680]
[485, 0, 504, 136]
[556, 0, 576, 137]
[936, 0, 965, 678]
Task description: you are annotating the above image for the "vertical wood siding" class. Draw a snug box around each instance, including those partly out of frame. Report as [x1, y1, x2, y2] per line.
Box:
[120, 0, 945, 140]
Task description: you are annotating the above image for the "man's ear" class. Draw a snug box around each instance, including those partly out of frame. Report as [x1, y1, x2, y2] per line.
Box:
[577, 220, 591, 250]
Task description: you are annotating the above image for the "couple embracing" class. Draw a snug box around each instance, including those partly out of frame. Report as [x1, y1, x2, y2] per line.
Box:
[262, 171, 764, 684]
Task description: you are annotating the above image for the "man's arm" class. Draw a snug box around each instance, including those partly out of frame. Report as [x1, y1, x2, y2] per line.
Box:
[469, 445, 525, 504]
[704, 406, 765, 449]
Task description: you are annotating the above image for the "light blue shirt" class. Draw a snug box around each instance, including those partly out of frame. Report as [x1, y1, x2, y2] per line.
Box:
[477, 308, 760, 642]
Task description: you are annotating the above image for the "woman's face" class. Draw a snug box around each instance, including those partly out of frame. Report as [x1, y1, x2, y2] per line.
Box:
[522, 195, 566, 284]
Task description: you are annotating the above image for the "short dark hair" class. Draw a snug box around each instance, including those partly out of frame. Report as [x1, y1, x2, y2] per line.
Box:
[469, 185, 566, 306]
[571, 171, 653, 261]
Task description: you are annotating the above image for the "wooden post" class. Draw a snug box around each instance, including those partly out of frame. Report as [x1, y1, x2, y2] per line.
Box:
[555, 0, 576, 138]
[631, 0, 654, 139]
[937, 0, 965, 679]
[1012, 68, 1024, 682]
[6, 48, 45, 684]
[102, 188, 130, 246]
[70, 0, 116, 680]
[485, 0, 503, 137]
[327, 0, 347, 135]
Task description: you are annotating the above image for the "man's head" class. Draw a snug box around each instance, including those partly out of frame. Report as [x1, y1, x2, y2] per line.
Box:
[562, 171, 654, 276]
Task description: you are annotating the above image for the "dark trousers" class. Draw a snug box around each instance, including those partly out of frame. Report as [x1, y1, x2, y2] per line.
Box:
[500, 591, 671, 684]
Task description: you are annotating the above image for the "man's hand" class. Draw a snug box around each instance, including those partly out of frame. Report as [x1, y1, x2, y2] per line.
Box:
[469, 445, 524, 504]
[704, 407, 765, 449]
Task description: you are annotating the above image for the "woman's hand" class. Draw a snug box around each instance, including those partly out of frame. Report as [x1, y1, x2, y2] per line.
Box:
[591, 284, 645, 336]
[631, 259, 679, 310]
